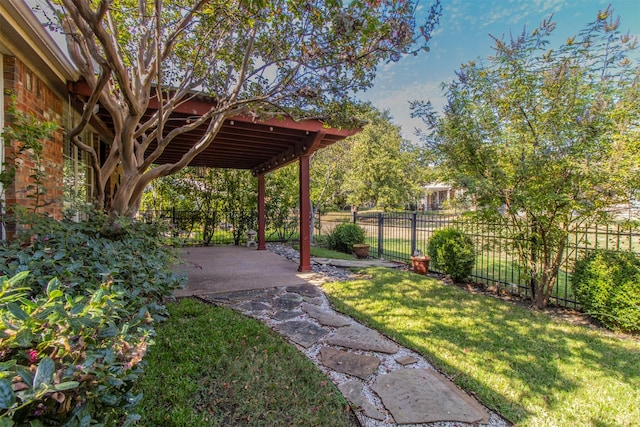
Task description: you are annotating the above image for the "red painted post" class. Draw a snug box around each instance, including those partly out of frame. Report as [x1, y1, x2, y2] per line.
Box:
[298, 155, 312, 272]
[257, 173, 266, 250]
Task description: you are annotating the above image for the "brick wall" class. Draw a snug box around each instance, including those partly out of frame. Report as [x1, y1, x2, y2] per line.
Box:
[2, 55, 65, 219]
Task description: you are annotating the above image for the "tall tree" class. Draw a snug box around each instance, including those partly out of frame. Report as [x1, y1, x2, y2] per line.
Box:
[343, 108, 424, 210]
[43, 0, 441, 216]
[413, 7, 640, 308]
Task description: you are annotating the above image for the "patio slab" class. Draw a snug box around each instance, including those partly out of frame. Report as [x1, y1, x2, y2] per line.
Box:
[174, 246, 311, 296]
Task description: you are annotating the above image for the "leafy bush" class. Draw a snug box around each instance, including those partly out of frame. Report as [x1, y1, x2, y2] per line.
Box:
[572, 250, 640, 332]
[427, 228, 476, 281]
[328, 222, 365, 254]
[0, 210, 184, 424]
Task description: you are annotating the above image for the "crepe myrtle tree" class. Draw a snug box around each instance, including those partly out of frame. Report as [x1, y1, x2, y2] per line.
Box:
[412, 7, 640, 308]
[40, 0, 441, 216]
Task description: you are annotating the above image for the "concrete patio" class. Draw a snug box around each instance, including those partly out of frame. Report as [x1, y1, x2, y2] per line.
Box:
[174, 245, 312, 296]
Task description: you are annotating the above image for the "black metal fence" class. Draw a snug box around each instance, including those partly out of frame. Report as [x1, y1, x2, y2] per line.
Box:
[316, 211, 640, 309]
[149, 207, 640, 309]
[142, 208, 299, 246]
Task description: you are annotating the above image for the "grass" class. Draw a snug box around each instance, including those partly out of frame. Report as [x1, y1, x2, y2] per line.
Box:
[292, 244, 360, 260]
[136, 298, 356, 426]
[323, 268, 640, 427]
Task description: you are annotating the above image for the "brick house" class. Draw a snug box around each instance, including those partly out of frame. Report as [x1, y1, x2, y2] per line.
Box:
[0, 1, 101, 238]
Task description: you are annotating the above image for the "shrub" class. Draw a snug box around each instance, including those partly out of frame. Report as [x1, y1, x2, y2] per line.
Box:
[0, 210, 184, 424]
[427, 228, 476, 281]
[0, 272, 146, 425]
[572, 250, 640, 332]
[328, 222, 365, 254]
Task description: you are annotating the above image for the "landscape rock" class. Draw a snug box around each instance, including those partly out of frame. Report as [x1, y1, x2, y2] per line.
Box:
[395, 355, 419, 366]
[301, 303, 352, 327]
[338, 380, 386, 421]
[324, 323, 399, 354]
[371, 369, 490, 425]
[274, 320, 329, 348]
[318, 347, 380, 379]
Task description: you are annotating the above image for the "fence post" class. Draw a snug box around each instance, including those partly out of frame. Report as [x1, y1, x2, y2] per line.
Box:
[378, 212, 384, 257]
[411, 212, 417, 256]
[353, 211, 357, 224]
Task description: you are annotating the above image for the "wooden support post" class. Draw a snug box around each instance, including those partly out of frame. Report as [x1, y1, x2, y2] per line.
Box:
[298, 154, 312, 272]
[258, 173, 266, 250]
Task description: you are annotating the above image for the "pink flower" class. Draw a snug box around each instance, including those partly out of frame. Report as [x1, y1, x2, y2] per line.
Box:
[26, 349, 38, 364]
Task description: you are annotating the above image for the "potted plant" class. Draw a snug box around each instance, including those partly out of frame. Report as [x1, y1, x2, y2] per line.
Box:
[353, 243, 370, 258]
[410, 249, 430, 274]
[329, 222, 369, 258]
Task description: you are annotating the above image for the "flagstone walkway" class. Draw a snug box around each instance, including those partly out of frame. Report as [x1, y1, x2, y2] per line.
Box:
[176, 246, 510, 426]
[196, 283, 510, 426]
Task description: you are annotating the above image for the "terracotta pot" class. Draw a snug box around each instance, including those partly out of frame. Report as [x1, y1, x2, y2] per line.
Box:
[410, 256, 430, 275]
[353, 244, 370, 259]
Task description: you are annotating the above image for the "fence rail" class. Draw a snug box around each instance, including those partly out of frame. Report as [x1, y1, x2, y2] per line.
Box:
[317, 211, 640, 309]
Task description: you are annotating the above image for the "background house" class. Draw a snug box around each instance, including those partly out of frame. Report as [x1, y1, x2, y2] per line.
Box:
[420, 182, 456, 211]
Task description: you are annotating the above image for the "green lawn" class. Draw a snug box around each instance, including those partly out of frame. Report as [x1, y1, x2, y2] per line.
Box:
[136, 299, 356, 426]
[323, 268, 640, 427]
[290, 244, 363, 260]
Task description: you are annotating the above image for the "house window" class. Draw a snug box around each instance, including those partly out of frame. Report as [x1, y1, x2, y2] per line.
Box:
[63, 132, 96, 218]
[25, 69, 33, 92]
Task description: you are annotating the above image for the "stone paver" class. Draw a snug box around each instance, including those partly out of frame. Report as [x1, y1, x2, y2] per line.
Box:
[338, 379, 386, 421]
[324, 323, 399, 354]
[272, 310, 303, 321]
[302, 296, 324, 306]
[232, 301, 271, 312]
[273, 320, 329, 348]
[286, 283, 322, 297]
[372, 368, 490, 425]
[274, 292, 304, 310]
[318, 347, 380, 380]
[301, 303, 352, 327]
[396, 355, 419, 366]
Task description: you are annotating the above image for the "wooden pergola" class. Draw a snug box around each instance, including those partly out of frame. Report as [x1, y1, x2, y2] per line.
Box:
[71, 83, 359, 271]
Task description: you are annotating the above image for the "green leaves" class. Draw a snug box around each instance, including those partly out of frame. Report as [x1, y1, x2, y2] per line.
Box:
[0, 211, 183, 424]
[413, 6, 640, 308]
[32, 357, 54, 390]
[0, 380, 16, 410]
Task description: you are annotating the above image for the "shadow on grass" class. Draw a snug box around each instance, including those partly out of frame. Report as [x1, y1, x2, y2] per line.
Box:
[323, 267, 640, 426]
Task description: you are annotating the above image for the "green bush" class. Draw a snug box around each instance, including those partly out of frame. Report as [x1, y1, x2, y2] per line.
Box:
[572, 250, 640, 332]
[328, 222, 365, 254]
[427, 228, 476, 281]
[0, 210, 184, 424]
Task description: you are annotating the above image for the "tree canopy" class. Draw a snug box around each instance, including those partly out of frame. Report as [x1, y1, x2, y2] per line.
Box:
[412, 6, 640, 308]
[44, 0, 441, 215]
[342, 108, 425, 210]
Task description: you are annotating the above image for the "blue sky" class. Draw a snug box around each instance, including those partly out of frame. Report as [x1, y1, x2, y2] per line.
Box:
[361, 0, 640, 144]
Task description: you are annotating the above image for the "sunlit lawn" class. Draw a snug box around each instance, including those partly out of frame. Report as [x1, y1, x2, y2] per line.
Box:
[323, 267, 640, 427]
[136, 299, 356, 426]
